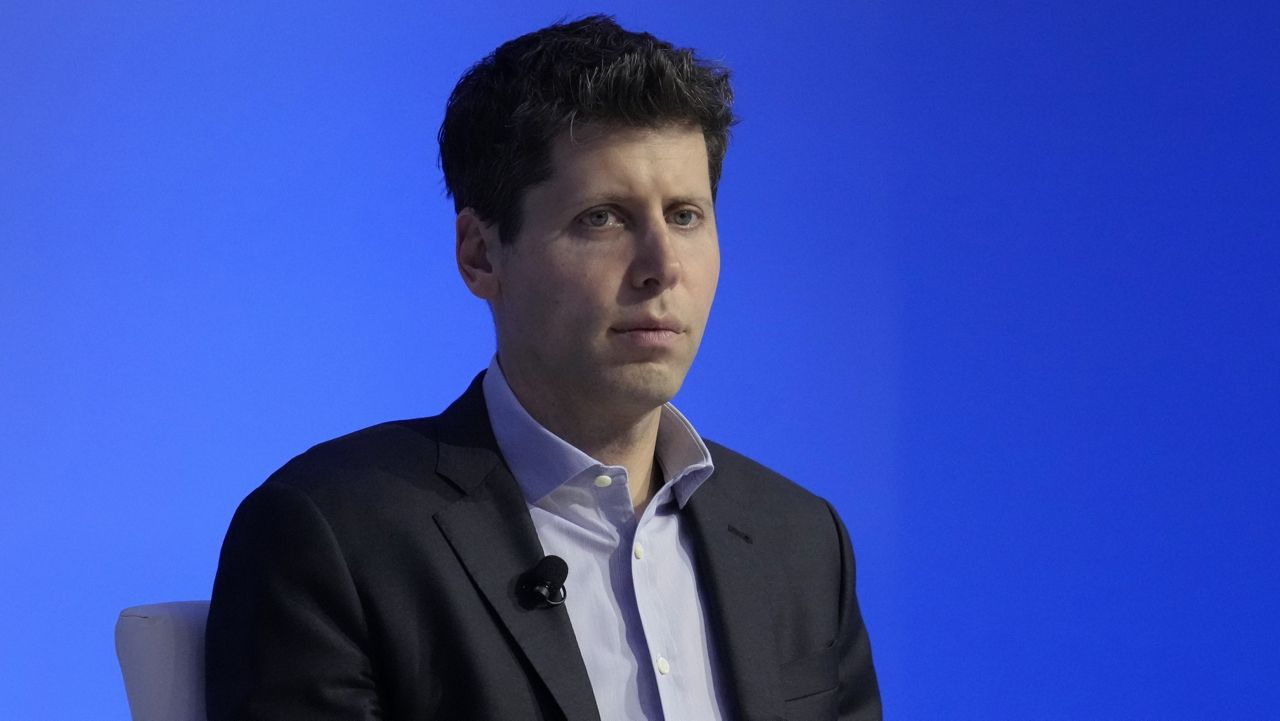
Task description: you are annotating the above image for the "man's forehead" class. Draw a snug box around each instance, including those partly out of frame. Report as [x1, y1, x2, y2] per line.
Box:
[544, 122, 710, 182]
[505, 122, 713, 231]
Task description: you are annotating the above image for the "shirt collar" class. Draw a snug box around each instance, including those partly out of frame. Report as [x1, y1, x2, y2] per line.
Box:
[482, 356, 715, 509]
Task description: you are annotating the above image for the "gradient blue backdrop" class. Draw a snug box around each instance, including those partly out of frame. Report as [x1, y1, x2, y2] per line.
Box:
[3, 1, 1277, 719]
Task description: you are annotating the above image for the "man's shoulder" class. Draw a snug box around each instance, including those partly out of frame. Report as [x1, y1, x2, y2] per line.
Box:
[259, 416, 458, 512]
[701, 438, 835, 518]
[277, 417, 440, 476]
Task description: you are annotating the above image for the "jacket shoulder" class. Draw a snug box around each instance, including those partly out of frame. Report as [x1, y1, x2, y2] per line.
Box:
[702, 438, 833, 516]
[276, 417, 439, 476]
[262, 416, 459, 510]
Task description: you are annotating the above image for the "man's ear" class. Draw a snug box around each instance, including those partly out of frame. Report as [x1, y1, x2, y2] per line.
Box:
[456, 208, 502, 300]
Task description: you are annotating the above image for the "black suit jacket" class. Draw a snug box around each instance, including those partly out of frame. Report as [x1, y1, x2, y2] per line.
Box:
[206, 374, 880, 721]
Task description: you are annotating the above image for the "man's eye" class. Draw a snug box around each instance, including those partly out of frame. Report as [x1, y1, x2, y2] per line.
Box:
[581, 209, 619, 228]
[669, 209, 700, 227]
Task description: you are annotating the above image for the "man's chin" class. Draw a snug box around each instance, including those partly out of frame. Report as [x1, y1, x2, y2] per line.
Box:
[598, 363, 687, 410]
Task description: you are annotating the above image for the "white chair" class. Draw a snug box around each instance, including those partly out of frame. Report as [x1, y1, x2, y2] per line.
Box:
[115, 601, 210, 721]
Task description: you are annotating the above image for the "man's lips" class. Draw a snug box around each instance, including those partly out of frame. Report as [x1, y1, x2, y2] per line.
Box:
[609, 320, 685, 348]
[610, 318, 683, 333]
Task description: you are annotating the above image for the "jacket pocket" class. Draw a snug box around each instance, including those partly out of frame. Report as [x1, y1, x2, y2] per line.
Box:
[779, 643, 839, 702]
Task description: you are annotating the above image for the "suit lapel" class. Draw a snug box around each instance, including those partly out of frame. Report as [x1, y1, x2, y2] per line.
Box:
[685, 471, 784, 721]
[431, 376, 601, 721]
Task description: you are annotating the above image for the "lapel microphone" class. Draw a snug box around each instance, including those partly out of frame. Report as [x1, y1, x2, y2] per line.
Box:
[518, 555, 568, 609]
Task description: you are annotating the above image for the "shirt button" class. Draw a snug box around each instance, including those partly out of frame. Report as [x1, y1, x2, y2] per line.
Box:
[593, 474, 612, 488]
[656, 656, 670, 675]
[633, 543, 645, 560]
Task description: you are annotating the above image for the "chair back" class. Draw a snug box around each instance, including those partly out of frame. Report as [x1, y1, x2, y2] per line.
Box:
[115, 601, 210, 721]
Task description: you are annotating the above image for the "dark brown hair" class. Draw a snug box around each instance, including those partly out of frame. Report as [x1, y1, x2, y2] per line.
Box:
[438, 15, 736, 242]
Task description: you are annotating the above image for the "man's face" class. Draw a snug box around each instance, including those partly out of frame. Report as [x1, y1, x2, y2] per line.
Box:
[488, 123, 720, 417]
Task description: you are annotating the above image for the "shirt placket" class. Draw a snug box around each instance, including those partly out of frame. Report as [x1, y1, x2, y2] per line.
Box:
[629, 486, 681, 719]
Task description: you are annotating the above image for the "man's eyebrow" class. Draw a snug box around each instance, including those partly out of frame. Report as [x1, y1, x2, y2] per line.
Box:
[668, 195, 715, 209]
[569, 193, 715, 208]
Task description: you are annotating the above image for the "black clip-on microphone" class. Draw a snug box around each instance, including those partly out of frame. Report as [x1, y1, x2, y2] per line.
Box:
[519, 555, 568, 609]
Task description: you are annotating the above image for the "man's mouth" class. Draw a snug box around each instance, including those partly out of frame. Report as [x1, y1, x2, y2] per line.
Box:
[610, 318, 683, 334]
[609, 319, 684, 347]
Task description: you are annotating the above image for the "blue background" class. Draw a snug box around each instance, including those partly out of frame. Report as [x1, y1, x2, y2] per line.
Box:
[2, 1, 1277, 718]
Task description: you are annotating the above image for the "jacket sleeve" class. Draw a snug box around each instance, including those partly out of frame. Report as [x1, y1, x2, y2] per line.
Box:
[205, 480, 384, 721]
[827, 501, 883, 720]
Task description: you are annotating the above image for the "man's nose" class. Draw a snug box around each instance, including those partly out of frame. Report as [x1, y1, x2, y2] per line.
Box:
[629, 217, 681, 291]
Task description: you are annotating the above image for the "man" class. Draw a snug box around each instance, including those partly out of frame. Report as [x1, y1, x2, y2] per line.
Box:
[206, 15, 880, 721]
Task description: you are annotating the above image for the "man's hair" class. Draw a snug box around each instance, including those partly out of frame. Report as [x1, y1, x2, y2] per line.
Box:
[438, 15, 736, 243]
